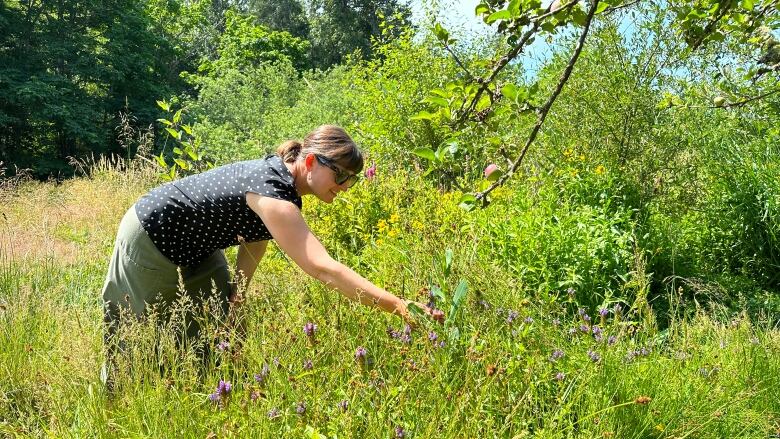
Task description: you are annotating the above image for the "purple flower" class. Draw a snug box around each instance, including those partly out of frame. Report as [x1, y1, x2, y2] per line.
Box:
[355, 346, 367, 361]
[567, 327, 577, 336]
[592, 326, 603, 336]
[395, 426, 406, 438]
[567, 287, 576, 297]
[555, 372, 566, 381]
[296, 401, 306, 415]
[598, 308, 609, 317]
[216, 379, 231, 396]
[578, 308, 586, 316]
[217, 340, 230, 352]
[582, 314, 591, 323]
[524, 316, 534, 324]
[587, 350, 601, 363]
[507, 310, 519, 324]
[303, 322, 318, 338]
[338, 399, 349, 411]
[608, 335, 617, 345]
[549, 349, 565, 362]
[303, 359, 313, 370]
[365, 162, 377, 180]
[268, 407, 280, 419]
[594, 333, 604, 343]
[579, 324, 590, 333]
[254, 363, 270, 384]
[613, 303, 623, 315]
[437, 340, 446, 349]
[479, 299, 492, 310]
[208, 392, 220, 402]
[250, 390, 260, 402]
[428, 331, 438, 342]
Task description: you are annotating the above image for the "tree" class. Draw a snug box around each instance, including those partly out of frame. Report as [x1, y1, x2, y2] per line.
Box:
[248, 0, 310, 40]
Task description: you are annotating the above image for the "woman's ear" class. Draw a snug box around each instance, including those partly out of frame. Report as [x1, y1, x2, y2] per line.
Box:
[304, 153, 315, 171]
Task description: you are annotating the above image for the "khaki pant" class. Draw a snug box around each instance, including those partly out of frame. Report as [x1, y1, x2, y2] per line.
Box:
[101, 206, 231, 340]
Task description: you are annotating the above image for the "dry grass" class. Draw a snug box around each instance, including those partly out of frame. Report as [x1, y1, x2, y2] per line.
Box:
[0, 157, 157, 264]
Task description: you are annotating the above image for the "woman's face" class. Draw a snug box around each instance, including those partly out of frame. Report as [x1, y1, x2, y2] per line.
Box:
[303, 153, 357, 203]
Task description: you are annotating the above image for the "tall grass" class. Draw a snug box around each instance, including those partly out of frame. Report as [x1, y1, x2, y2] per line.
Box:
[1, 158, 779, 438]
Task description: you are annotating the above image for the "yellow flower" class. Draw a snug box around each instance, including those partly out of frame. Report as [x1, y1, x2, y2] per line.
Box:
[376, 238, 384, 246]
[563, 148, 573, 157]
[389, 213, 400, 224]
[579, 154, 585, 161]
[411, 220, 424, 231]
[595, 165, 606, 175]
[570, 169, 578, 177]
[377, 219, 388, 233]
[387, 229, 399, 238]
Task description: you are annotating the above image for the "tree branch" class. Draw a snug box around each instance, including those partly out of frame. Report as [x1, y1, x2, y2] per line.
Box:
[476, 0, 600, 201]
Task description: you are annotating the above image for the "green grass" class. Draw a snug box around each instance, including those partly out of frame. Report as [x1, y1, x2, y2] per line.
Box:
[1, 161, 779, 438]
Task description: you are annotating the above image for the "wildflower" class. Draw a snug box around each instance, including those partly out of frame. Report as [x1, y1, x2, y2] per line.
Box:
[598, 308, 609, 317]
[608, 335, 618, 345]
[594, 333, 604, 343]
[479, 299, 492, 310]
[582, 314, 591, 323]
[303, 322, 317, 338]
[567, 327, 577, 336]
[338, 399, 349, 411]
[216, 340, 230, 352]
[273, 357, 281, 367]
[595, 165, 606, 175]
[579, 324, 590, 333]
[208, 392, 220, 402]
[296, 401, 306, 415]
[587, 350, 601, 363]
[523, 316, 534, 324]
[437, 340, 446, 349]
[268, 407, 280, 419]
[386, 326, 401, 340]
[567, 287, 576, 297]
[507, 310, 519, 324]
[552, 318, 561, 326]
[428, 331, 438, 342]
[592, 326, 603, 336]
[218, 379, 231, 394]
[365, 162, 377, 180]
[355, 346, 367, 361]
[303, 359, 313, 370]
[750, 336, 759, 345]
[254, 363, 270, 384]
[250, 390, 261, 402]
[613, 303, 623, 315]
[549, 349, 565, 362]
[555, 372, 566, 381]
[578, 308, 586, 316]
[395, 426, 406, 438]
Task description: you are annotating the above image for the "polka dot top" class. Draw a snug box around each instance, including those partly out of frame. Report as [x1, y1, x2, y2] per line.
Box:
[134, 154, 302, 267]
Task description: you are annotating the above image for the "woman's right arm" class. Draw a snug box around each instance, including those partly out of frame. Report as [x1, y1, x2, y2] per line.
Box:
[245, 192, 433, 321]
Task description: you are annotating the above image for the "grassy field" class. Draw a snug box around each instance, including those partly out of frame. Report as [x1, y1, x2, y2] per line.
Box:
[1, 158, 779, 438]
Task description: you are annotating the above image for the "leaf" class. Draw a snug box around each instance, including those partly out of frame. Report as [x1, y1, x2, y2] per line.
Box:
[173, 109, 182, 124]
[458, 193, 477, 211]
[433, 23, 449, 42]
[595, 2, 609, 14]
[164, 127, 180, 140]
[501, 83, 519, 101]
[173, 147, 183, 155]
[475, 3, 490, 15]
[486, 9, 512, 24]
[431, 284, 446, 302]
[452, 280, 468, 309]
[173, 158, 188, 169]
[154, 154, 167, 168]
[412, 147, 436, 161]
[445, 248, 453, 277]
[410, 111, 436, 121]
[156, 118, 172, 126]
[740, 0, 754, 8]
[156, 100, 170, 112]
[181, 124, 193, 135]
[423, 95, 449, 108]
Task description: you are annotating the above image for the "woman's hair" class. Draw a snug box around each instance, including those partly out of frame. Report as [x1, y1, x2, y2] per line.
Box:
[276, 125, 364, 173]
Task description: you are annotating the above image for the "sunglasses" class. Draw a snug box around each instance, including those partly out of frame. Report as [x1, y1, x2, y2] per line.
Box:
[315, 155, 359, 188]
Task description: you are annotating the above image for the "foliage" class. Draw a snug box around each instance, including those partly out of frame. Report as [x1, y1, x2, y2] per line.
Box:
[154, 101, 214, 181]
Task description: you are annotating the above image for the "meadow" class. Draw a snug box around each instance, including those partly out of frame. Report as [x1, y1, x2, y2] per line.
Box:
[0, 155, 778, 438]
[2, 1, 780, 437]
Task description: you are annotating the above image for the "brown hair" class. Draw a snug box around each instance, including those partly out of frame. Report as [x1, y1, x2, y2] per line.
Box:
[276, 125, 363, 173]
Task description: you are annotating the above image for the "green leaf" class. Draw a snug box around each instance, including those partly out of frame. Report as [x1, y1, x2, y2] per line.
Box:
[501, 83, 519, 101]
[412, 147, 436, 161]
[423, 95, 450, 108]
[444, 248, 453, 277]
[431, 284, 446, 302]
[156, 118, 172, 126]
[164, 127, 180, 140]
[486, 9, 512, 24]
[181, 124, 193, 136]
[458, 193, 477, 211]
[173, 147, 183, 155]
[156, 100, 170, 112]
[410, 111, 436, 121]
[475, 3, 490, 15]
[173, 158, 188, 169]
[173, 109, 182, 124]
[595, 2, 609, 14]
[452, 280, 468, 309]
[154, 154, 167, 169]
[740, 0, 754, 8]
[433, 23, 449, 42]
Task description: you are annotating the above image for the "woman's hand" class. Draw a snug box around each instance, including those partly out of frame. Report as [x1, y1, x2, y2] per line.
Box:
[404, 300, 445, 327]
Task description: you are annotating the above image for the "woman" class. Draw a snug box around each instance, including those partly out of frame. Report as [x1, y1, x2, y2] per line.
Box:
[102, 125, 442, 346]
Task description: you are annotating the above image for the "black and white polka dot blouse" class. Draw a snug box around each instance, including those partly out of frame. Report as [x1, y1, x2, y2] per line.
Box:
[134, 154, 302, 267]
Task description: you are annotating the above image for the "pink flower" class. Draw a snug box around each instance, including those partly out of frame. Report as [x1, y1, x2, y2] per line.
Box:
[365, 162, 377, 181]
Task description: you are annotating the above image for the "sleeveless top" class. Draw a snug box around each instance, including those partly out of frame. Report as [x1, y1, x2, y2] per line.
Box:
[134, 154, 302, 267]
